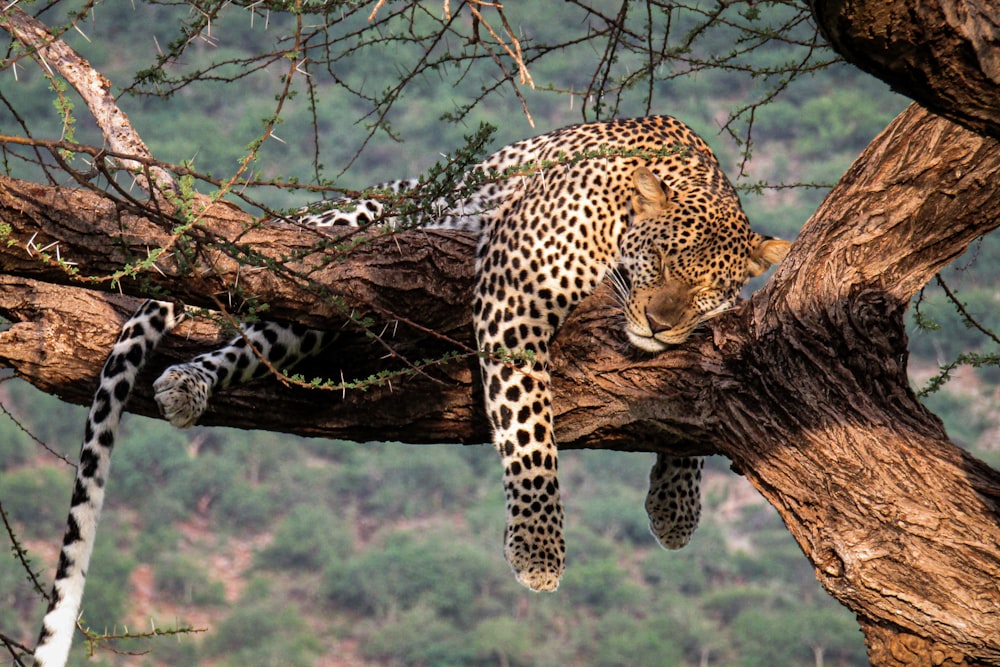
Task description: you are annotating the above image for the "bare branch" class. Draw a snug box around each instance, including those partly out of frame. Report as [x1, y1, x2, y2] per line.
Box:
[0, 7, 176, 193]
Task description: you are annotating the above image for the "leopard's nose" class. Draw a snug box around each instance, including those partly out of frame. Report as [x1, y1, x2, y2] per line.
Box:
[645, 295, 687, 334]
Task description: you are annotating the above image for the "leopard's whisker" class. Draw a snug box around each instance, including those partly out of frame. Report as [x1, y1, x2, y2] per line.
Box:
[606, 265, 630, 307]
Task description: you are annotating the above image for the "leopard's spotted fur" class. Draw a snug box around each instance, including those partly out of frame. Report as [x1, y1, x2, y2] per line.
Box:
[34, 115, 789, 666]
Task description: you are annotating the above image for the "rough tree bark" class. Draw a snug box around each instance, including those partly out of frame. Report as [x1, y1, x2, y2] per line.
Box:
[809, 0, 1000, 140]
[2, 102, 1000, 665]
[801, 3, 1000, 660]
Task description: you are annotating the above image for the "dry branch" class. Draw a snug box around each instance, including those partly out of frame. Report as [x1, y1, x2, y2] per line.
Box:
[0, 7, 175, 192]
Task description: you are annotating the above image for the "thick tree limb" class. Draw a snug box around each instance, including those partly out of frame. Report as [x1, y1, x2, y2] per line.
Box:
[809, 0, 1000, 140]
[720, 105, 1000, 665]
[3, 104, 1000, 663]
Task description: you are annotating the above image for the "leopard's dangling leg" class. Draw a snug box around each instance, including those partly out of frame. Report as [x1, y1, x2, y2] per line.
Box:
[154, 322, 335, 428]
[479, 350, 565, 591]
[645, 453, 704, 550]
[474, 252, 568, 590]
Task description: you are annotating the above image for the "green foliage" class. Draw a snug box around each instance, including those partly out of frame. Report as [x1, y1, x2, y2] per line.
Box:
[153, 552, 226, 605]
[133, 521, 181, 563]
[560, 556, 644, 608]
[361, 604, 480, 667]
[572, 451, 654, 545]
[80, 536, 136, 633]
[163, 452, 242, 514]
[577, 492, 652, 545]
[0, 381, 84, 459]
[920, 390, 992, 449]
[324, 528, 514, 623]
[0, 409, 37, 470]
[641, 521, 735, 595]
[0, 545, 42, 630]
[794, 606, 869, 664]
[910, 283, 1000, 363]
[731, 607, 805, 667]
[730, 604, 867, 667]
[907, 268, 1000, 452]
[469, 616, 537, 667]
[329, 444, 479, 518]
[0, 466, 71, 538]
[136, 488, 190, 530]
[203, 595, 321, 667]
[214, 480, 273, 532]
[47, 79, 77, 150]
[256, 503, 353, 570]
[111, 421, 191, 502]
[592, 609, 687, 667]
[702, 586, 782, 625]
[138, 633, 200, 666]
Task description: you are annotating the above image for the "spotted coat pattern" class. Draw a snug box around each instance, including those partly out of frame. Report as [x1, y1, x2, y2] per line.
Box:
[156, 117, 789, 591]
[34, 301, 178, 667]
[35, 115, 789, 666]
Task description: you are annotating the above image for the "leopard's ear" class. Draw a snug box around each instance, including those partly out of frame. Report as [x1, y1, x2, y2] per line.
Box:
[747, 235, 792, 277]
[631, 167, 671, 217]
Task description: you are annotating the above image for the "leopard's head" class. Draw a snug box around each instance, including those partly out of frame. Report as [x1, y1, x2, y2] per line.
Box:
[618, 167, 790, 352]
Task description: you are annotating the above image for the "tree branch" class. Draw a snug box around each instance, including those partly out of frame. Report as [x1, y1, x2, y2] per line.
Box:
[0, 7, 175, 192]
[719, 104, 1000, 664]
[809, 0, 1000, 140]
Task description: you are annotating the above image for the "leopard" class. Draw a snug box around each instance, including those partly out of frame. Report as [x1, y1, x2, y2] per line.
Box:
[32, 300, 179, 667]
[33, 115, 789, 666]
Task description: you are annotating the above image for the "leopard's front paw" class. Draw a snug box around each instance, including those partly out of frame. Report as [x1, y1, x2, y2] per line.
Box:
[505, 532, 564, 592]
[503, 485, 565, 592]
[153, 364, 215, 428]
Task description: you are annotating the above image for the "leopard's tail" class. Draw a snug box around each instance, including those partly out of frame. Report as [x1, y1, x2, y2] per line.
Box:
[33, 300, 178, 667]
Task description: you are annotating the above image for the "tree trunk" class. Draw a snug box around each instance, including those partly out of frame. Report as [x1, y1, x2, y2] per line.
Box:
[808, 0, 1000, 140]
[803, 4, 1000, 660]
[3, 103, 1000, 664]
[712, 105, 1000, 665]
